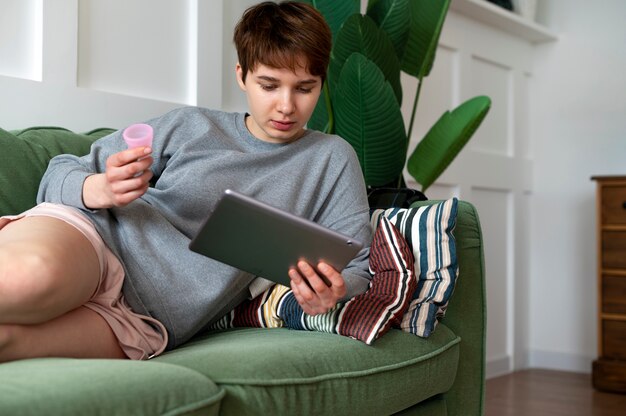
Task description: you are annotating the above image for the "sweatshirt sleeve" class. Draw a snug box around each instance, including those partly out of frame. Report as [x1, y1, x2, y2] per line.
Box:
[341, 220, 372, 301]
[36, 108, 187, 210]
[37, 131, 124, 210]
[318, 140, 373, 301]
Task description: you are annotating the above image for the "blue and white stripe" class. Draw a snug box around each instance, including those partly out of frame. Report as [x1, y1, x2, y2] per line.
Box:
[371, 198, 459, 338]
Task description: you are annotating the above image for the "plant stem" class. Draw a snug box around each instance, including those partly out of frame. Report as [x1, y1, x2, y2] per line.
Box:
[406, 75, 423, 143]
[399, 75, 424, 188]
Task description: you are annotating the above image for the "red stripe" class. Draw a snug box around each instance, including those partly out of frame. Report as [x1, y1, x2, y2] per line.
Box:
[232, 295, 264, 327]
[338, 217, 416, 342]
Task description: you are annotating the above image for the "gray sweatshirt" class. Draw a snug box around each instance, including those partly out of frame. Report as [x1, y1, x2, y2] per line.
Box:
[37, 107, 372, 349]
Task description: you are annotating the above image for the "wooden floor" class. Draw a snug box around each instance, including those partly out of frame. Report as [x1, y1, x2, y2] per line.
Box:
[486, 369, 626, 416]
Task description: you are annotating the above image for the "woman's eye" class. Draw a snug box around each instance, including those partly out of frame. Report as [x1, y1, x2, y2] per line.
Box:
[297, 88, 313, 94]
[260, 84, 277, 91]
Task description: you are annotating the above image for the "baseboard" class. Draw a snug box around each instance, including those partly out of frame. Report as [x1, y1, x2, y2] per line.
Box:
[487, 350, 594, 378]
[527, 350, 594, 374]
[486, 355, 511, 379]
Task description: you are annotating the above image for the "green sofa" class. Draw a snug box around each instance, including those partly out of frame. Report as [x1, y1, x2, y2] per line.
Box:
[0, 127, 486, 415]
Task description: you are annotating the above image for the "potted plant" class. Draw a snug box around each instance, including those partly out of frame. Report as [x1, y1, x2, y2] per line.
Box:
[300, 0, 491, 193]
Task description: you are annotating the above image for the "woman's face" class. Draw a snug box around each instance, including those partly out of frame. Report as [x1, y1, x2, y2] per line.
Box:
[236, 62, 322, 144]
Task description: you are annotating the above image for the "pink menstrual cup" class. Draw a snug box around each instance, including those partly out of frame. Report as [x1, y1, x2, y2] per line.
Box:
[123, 123, 153, 149]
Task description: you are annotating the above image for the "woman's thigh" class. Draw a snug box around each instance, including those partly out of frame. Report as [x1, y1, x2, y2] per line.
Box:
[0, 216, 101, 324]
[0, 306, 126, 362]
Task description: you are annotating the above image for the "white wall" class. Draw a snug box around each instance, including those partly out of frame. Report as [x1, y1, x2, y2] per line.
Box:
[529, 0, 626, 372]
[0, 0, 230, 131]
[419, 1, 539, 378]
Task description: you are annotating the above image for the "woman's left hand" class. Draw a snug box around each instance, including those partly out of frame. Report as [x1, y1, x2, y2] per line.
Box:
[288, 261, 346, 315]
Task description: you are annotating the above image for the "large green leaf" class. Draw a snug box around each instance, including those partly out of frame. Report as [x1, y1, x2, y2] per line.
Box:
[366, 0, 410, 61]
[407, 96, 491, 191]
[308, 83, 331, 133]
[334, 53, 407, 187]
[329, 14, 402, 104]
[298, 0, 360, 41]
[401, 0, 450, 78]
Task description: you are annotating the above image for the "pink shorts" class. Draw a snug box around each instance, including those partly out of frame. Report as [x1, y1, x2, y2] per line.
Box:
[0, 203, 168, 360]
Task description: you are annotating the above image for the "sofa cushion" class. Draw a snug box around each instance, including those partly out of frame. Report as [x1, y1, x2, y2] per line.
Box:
[0, 358, 223, 416]
[0, 127, 112, 216]
[371, 198, 459, 338]
[155, 325, 460, 415]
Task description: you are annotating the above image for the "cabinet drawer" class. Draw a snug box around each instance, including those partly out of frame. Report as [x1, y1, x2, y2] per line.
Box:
[602, 185, 626, 224]
[603, 275, 626, 314]
[603, 320, 626, 359]
[602, 231, 626, 269]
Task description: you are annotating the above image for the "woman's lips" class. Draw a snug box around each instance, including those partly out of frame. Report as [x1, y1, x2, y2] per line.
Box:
[271, 120, 295, 131]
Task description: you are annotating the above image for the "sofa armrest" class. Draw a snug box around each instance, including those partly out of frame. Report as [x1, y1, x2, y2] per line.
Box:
[410, 200, 486, 416]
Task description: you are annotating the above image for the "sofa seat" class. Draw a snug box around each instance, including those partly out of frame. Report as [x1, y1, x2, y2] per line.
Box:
[155, 325, 461, 415]
[0, 358, 224, 416]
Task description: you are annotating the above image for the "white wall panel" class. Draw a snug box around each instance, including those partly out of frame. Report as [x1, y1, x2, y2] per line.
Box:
[468, 56, 512, 156]
[77, 0, 194, 104]
[407, 9, 538, 378]
[514, 190, 531, 370]
[0, 0, 226, 131]
[402, 46, 458, 144]
[0, 0, 42, 80]
[196, 0, 224, 109]
[422, 184, 460, 201]
[472, 187, 513, 376]
[221, 0, 262, 112]
[517, 73, 532, 159]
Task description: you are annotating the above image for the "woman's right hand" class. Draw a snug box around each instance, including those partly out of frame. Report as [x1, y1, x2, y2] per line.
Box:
[82, 147, 154, 209]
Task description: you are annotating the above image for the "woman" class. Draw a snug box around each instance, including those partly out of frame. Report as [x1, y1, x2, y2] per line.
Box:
[0, 1, 371, 362]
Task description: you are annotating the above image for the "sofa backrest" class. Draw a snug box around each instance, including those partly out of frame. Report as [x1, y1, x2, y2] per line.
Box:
[0, 127, 113, 216]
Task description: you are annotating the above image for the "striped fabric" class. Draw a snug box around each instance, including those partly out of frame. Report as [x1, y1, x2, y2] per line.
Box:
[370, 198, 459, 337]
[211, 200, 458, 342]
[211, 284, 291, 330]
[280, 216, 415, 344]
[210, 216, 415, 345]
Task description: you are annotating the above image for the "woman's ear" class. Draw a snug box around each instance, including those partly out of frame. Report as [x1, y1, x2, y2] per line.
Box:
[235, 63, 247, 91]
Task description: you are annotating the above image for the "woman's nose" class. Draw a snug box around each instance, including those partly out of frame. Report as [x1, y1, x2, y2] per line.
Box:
[278, 92, 295, 115]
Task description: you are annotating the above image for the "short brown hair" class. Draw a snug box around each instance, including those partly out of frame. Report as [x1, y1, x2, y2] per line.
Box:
[233, 1, 331, 83]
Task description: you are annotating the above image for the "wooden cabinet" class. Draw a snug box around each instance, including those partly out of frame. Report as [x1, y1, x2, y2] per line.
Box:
[592, 176, 626, 393]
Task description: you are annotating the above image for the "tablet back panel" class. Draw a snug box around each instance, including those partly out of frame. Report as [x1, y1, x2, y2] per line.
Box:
[189, 189, 363, 286]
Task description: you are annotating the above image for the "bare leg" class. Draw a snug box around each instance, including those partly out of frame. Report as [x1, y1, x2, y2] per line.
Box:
[0, 306, 126, 362]
[0, 216, 101, 324]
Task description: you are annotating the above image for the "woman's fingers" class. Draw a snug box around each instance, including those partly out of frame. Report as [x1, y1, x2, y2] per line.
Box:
[288, 261, 346, 315]
[100, 148, 153, 207]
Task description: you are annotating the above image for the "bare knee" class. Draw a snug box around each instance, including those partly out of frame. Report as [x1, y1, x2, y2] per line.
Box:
[0, 216, 101, 324]
[0, 246, 76, 323]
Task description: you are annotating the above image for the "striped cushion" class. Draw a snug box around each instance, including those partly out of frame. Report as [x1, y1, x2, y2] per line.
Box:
[370, 198, 459, 337]
[280, 216, 415, 344]
[211, 216, 415, 345]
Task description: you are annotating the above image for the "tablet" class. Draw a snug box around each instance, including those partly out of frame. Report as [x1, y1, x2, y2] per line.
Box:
[189, 189, 363, 287]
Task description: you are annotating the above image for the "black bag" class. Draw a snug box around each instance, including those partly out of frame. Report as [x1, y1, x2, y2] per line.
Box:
[486, 0, 513, 11]
[367, 187, 428, 209]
